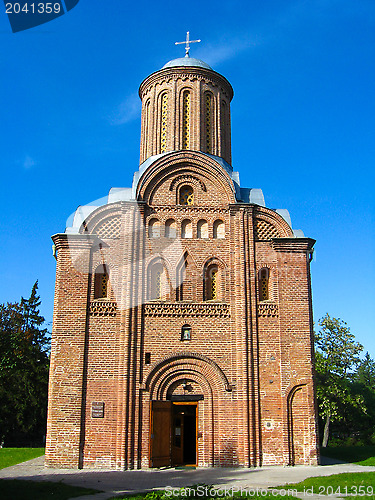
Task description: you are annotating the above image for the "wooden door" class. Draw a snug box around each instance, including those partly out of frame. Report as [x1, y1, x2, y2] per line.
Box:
[150, 401, 172, 467]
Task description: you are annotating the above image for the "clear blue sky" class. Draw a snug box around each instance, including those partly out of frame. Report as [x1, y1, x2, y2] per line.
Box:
[1, 0, 374, 356]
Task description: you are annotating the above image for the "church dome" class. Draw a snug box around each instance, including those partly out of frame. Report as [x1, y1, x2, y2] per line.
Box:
[162, 56, 212, 70]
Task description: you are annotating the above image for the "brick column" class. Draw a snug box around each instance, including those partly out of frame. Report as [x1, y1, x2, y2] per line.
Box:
[45, 233, 96, 468]
[272, 238, 318, 465]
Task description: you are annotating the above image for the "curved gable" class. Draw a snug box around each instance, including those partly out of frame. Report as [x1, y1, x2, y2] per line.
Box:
[253, 206, 294, 239]
[136, 151, 237, 207]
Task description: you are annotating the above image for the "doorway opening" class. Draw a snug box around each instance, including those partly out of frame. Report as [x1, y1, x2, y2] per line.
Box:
[172, 403, 197, 466]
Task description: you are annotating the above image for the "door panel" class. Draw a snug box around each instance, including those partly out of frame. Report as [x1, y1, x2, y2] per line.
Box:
[150, 401, 172, 467]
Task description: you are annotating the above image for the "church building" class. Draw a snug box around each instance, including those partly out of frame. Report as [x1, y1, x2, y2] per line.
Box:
[46, 38, 319, 469]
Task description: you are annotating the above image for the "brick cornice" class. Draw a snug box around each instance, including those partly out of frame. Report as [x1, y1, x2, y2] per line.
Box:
[51, 233, 99, 250]
[139, 66, 234, 101]
[271, 237, 315, 253]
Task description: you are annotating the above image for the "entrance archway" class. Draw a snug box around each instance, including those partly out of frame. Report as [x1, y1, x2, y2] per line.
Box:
[143, 353, 232, 468]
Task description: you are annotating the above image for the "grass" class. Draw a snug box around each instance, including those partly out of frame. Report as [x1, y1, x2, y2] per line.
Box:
[0, 447, 45, 469]
[0, 479, 101, 500]
[321, 445, 375, 466]
[279, 472, 375, 499]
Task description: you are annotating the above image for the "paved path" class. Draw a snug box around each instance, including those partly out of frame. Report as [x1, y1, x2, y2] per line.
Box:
[1, 456, 374, 500]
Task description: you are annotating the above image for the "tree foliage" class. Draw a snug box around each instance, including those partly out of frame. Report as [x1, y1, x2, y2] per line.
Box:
[315, 314, 375, 447]
[0, 282, 50, 446]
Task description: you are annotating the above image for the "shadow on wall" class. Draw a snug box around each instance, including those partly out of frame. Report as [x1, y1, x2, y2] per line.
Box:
[214, 439, 240, 467]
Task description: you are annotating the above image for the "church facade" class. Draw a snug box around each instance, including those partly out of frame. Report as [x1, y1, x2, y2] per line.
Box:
[46, 52, 319, 469]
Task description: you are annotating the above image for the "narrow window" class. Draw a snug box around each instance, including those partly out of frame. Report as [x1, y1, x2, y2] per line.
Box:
[221, 99, 227, 159]
[181, 220, 192, 239]
[205, 92, 213, 154]
[182, 91, 190, 149]
[165, 219, 176, 238]
[179, 185, 194, 205]
[143, 99, 150, 159]
[259, 268, 269, 301]
[145, 352, 151, 365]
[155, 268, 162, 299]
[181, 325, 191, 341]
[148, 219, 160, 238]
[197, 219, 208, 239]
[150, 264, 163, 300]
[160, 93, 168, 153]
[94, 265, 109, 299]
[213, 220, 225, 239]
[205, 265, 219, 301]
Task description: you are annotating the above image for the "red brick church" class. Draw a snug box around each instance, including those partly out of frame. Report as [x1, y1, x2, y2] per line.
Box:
[46, 40, 319, 469]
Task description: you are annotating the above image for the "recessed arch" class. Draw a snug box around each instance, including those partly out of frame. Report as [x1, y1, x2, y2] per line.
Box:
[148, 218, 161, 238]
[197, 219, 208, 239]
[213, 219, 225, 239]
[165, 218, 177, 238]
[147, 257, 171, 301]
[142, 352, 232, 396]
[181, 219, 193, 238]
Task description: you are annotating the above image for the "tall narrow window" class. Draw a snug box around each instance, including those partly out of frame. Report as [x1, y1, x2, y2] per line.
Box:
[179, 185, 194, 205]
[143, 99, 150, 160]
[221, 100, 227, 159]
[155, 268, 162, 299]
[259, 268, 269, 301]
[150, 263, 163, 300]
[94, 265, 109, 299]
[182, 91, 190, 149]
[160, 93, 168, 153]
[205, 92, 213, 153]
[205, 265, 219, 301]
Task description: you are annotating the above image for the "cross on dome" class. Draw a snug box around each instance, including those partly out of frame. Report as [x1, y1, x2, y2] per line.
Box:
[175, 31, 201, 57]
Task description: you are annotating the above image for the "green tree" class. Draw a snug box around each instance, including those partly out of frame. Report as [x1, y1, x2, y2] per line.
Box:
[351, 353, 375, 443]
[354, 352, 375, 388]
[315, 314, 365, 447]
[0, 282, 50, 446]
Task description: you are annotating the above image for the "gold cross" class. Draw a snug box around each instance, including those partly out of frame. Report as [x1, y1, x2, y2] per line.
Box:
[175, 31, 201, 57]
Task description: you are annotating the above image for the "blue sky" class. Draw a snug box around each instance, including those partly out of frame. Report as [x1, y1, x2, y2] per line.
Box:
[1, 0, 374, 356]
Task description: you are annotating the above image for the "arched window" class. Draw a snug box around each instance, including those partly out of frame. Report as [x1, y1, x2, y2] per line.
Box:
[197, 219, 208, 239]
[181, 219, 192, 239]
[150, 263, 163, 300]
[204, 92, 213, 154]
[148, 218, 160, 238]
[213, 220, 225, 239]
[221, 99, 228, 159]
[259, 268, 270, 301]
[143, 99, 150, 159]
[94, 265, 109, 299]
[179, 185, 194, 205]
[160, 92, 168, 153]
[205, 264, 219, 301]
[182, 90, 190, 149]
[165, 219, 176, 238]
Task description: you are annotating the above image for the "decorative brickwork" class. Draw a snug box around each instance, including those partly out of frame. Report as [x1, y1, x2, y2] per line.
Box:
[255, 219, 280, 240]
[96, 217, 121, 239]
[89, 300, 117, 316]
[144, 302, 230, 318]
[257, 302, 279, 317]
